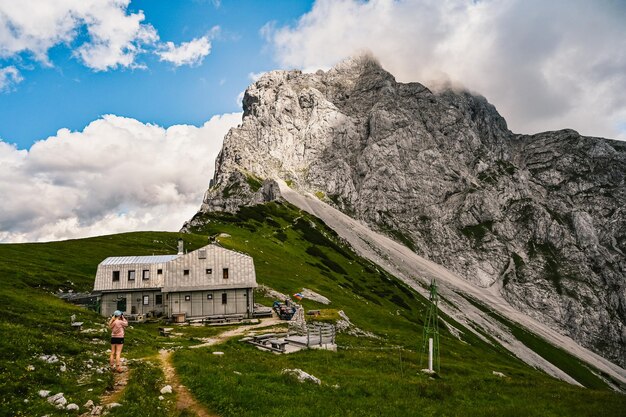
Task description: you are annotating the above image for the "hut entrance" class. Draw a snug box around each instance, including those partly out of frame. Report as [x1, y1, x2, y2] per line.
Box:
[116, 297, 127, 312]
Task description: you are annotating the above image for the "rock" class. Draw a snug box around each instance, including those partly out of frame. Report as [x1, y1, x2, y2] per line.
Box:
[160, 385, 172, 394]
[184, 55, 626, 367]
[38, 390, 51, 398]
[39, 354, 59, 363]
[158, 395, 165, 401]
[301, 288, 331, 304]
[60, 364, 67, 372]
[212, 351, 224, 355]
[107, 403, 121, 409]
[47, 392, 66, 407]
[90, 405, 103, 415]
[282, 368, 321, 385]
[26, 365, 35, 371]
[66, 403, 79, 411]
[83, 400, 94, 409]
[492, 371, 507, 378]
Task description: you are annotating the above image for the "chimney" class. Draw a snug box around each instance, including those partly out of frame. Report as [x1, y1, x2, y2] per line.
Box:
[177, 238, 184, 255]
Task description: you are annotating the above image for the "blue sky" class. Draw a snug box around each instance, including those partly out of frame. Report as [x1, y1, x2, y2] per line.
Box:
[0, 0, 314, 148]
[0, 0, 624, 242]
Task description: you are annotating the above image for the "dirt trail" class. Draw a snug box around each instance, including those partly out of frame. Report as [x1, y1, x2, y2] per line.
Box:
[158, 317, 283, 416]
[190, 317, 282, 349]
[79, 365, 130, 416]
[158, 349, 216, 417]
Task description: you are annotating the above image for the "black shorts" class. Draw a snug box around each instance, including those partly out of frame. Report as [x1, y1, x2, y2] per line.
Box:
[111, 337, 124, 345]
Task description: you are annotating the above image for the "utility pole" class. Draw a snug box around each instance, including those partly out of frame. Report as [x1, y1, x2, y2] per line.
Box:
[420, 279, 440, 373]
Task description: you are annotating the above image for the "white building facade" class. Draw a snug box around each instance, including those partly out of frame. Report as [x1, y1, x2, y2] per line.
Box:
[93, 244, 257, 319]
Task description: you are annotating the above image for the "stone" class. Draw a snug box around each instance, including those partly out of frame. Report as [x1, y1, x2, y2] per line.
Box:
[492, 371, 507, 378]
[160, 385, 172, 394]
[184, 55, 626, 367]
[83, 400, 94, 409]
[38, 390, 51, 398]
[282, 368, 321, 385]
[47, 392, 66, 406]
[66, 403, 79, 411]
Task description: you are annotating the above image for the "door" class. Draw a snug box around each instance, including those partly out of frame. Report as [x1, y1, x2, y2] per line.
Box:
[116, 297, 126, 313]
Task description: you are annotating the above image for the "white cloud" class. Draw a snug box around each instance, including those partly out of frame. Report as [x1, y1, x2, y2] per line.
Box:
[0, 0, 158, 71]
[0, 66, 22, 92]
[266, 0, 626, 140]
[0, 0, 216, 73]
[157, 34, 213, 67]
[0, 113, 242, 243]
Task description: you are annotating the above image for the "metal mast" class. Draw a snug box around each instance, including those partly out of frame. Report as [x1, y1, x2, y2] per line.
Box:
[420, 279, 440, 373]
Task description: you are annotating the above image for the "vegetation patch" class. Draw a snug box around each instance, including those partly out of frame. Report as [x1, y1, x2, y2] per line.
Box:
[245, 174, 263, 192]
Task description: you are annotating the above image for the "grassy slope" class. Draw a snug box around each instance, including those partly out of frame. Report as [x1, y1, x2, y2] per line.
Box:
[177, 202, 626, 416]
[0, 232, 209, 417]
[0, 204, 624, 416]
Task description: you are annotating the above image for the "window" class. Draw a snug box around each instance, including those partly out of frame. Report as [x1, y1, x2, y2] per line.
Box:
[207, 293, 213, 300]
[223, 268, 229, 279]
[142, 269, 150, 280]
[185, 295, 191, 301]
[128, 270, 135, 281]
[222, 293, 227, 304]
[198, 249, 206, 259]
[183, 269, 190, 276]
[157, 269, 163, 275]
[206, 268, 212, 274]
[112, 271, 120, 282]
[143, 295, 149, 305]
[155, 294, 163, 305]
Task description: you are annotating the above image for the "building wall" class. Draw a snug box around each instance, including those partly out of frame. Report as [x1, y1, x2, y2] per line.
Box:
[101, 290, 164, 317]
[166, 288, 253, 318]
[163, 245, 257, 292]
[94, 262, 169, 292]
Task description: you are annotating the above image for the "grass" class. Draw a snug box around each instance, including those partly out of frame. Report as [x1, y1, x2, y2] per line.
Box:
[0, 205, 625, 416]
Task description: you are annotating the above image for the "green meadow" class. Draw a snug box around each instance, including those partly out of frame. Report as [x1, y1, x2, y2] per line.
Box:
[0, 202, 624, 416]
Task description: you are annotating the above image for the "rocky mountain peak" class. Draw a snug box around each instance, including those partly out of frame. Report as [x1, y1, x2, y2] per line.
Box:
[184, 57, 626, 367]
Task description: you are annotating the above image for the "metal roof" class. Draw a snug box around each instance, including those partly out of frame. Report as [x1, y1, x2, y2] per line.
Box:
[100, 255, 179, 266]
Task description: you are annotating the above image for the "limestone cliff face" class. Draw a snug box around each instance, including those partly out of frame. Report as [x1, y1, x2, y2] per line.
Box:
[184, 56, 626, 366]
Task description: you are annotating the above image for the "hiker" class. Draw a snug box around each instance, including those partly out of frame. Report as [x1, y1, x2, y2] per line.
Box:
[108, 310, 128, 372]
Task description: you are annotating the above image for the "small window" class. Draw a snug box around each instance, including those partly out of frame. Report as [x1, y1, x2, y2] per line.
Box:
[157, 269, 163, 275]
[142, 269, 150, 280]
[207, 293, 213, 300]
[222, 293, 227, 304]
[183, 269, 190, 276]
[198, 249, 206, 259]
[206, 268, 212, 274]
[156, 294, 163, 305]
[128, 270, 135, 281]
[112, 271, 120, 282]
[185, 295, 191, 301]
[143, 295, 149, 305]
[223, 268, 229, 279]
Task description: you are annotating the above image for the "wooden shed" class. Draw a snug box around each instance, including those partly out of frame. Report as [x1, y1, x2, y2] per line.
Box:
[93, 244, 257, 320]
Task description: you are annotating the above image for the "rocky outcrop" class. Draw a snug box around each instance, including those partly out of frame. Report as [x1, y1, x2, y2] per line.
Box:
[185, 55, 626, 366]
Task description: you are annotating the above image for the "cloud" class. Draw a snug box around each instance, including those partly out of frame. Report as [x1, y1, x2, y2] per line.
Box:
[0, 113, 242, 243]
[0, 66, 22, 92]
[0, 0, 157, 71]
[265, 0, 626, 140]
[0, 0, 215, 74]
[157, 32, 215, 67]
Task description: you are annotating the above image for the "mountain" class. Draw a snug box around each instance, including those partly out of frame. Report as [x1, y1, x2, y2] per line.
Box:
[184, 55, 626, 368]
